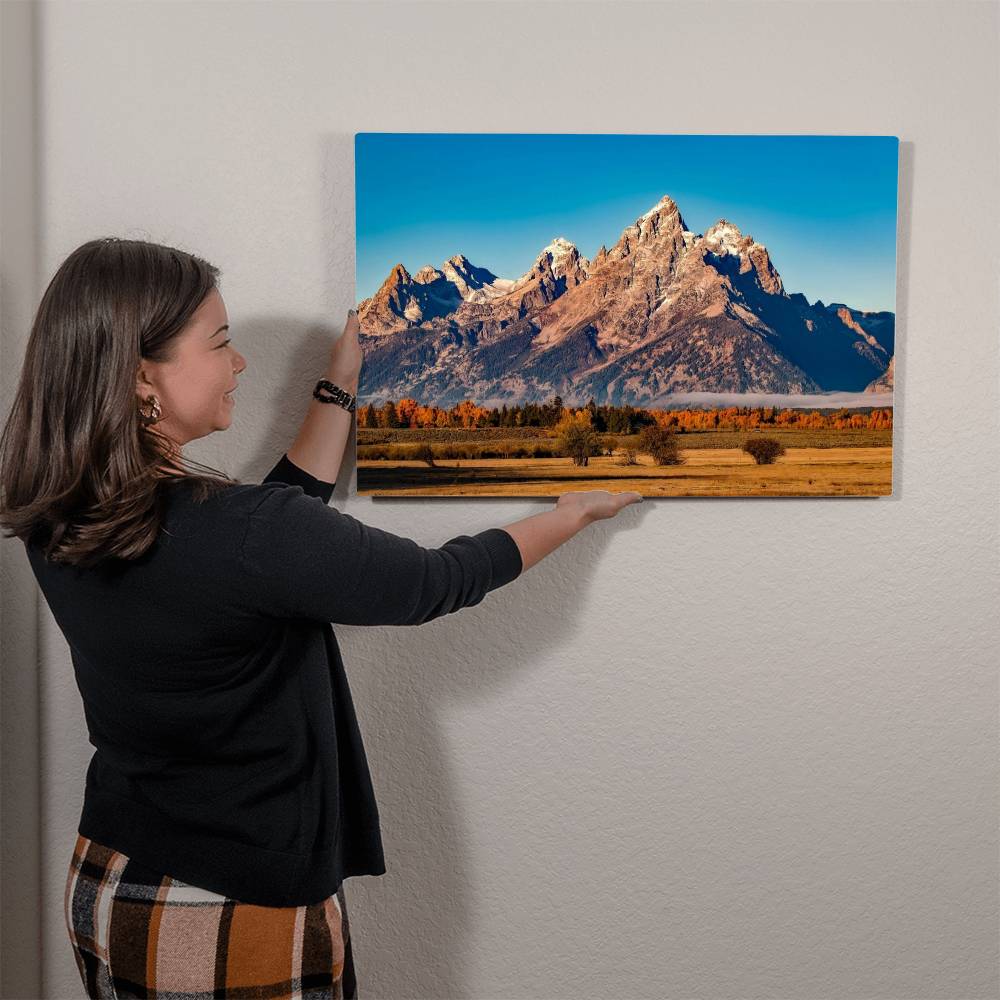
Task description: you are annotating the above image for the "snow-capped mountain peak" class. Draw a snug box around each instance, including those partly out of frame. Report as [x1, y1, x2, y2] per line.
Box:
[638, 194, 679, 221]
[700, 219, 783, 293]
[536, 236, 587, 278]
[704, 219, 748, 251]
[438, 255, 502, 300]
[413, 265, 444, 284]
[702, 219, 769, 256]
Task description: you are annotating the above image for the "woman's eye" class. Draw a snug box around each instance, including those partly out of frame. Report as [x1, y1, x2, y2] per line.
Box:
[217, 338, 232, 349]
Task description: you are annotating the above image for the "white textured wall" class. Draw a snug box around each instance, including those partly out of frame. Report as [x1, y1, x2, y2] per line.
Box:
[4, 1, 998, 997]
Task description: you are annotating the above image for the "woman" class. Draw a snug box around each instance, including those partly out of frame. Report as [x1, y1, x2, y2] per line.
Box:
[0, 237, 641, 999]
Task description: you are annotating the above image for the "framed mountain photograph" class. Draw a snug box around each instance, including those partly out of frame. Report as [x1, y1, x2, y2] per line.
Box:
[353, 133, 898, 498]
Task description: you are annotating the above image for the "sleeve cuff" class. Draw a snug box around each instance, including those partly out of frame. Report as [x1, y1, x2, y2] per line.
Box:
[475, 527, 523, 592]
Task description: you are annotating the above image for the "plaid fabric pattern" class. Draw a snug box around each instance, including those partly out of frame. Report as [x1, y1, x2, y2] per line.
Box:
[64, 833, 356, 999]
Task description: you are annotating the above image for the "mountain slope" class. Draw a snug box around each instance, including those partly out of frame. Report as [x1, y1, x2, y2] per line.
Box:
[356, 194, 895, 407]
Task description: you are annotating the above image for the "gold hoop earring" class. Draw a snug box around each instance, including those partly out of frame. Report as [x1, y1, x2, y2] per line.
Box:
[139, 394, 162, 426]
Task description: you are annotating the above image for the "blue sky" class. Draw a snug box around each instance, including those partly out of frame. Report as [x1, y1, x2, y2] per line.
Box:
[355, 133, 899, 313]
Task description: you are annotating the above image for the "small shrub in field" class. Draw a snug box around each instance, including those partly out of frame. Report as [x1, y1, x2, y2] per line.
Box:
[615, 436, 639, 466]
[742, 437, 786, 465]
[637, 425, 683, 466]
[414, 443, 436, 467]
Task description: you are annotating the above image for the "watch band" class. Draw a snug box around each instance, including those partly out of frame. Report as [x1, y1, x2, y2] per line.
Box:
[313, 379, 357, 413]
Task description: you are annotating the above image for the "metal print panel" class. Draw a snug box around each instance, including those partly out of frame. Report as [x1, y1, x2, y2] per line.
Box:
[354, 133, 898, 498]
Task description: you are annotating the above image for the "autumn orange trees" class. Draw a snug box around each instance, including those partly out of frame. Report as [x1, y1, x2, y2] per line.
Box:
[357, 397, 893, 434]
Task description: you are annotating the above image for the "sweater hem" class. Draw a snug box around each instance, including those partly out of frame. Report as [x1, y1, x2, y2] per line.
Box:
[79, 785, 385, 907]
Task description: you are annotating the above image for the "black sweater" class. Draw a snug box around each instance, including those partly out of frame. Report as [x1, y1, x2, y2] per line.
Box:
[25, 454, 522, 906]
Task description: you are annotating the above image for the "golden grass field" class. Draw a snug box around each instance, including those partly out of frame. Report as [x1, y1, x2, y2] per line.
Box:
[357, 446, 893, 498]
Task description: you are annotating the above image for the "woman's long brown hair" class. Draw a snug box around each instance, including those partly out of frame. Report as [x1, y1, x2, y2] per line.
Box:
[0, 237, 241, 567]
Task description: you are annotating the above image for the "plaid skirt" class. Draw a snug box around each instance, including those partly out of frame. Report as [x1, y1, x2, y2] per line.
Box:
[64, 833, 356, 999]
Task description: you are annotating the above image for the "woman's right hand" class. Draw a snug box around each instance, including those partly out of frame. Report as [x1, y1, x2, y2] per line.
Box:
[504, 489, 643, 573]
[555, 489, 644, 525]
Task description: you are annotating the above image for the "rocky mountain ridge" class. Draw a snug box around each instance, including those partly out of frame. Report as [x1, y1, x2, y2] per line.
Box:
[356, 194, 895, 408]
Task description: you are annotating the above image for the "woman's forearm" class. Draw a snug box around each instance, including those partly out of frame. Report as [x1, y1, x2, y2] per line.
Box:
[285, 369, 358, 486]
[284, 362, 592, 572]
[500, 506, 589, 573]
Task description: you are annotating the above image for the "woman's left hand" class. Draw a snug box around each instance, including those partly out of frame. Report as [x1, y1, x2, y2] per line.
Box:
[327, 309, 363, 385]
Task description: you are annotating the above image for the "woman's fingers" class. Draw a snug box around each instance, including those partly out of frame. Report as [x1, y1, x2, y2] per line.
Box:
[327, 310, 363, 382]
[556, 489, 645, 523]
[605, 491, 644, 517]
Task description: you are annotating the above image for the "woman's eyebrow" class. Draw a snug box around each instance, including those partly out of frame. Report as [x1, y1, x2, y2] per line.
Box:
[209, 325, 229, 338]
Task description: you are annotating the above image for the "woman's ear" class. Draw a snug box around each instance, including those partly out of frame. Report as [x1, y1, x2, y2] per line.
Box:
[135, 362, 156, 399]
